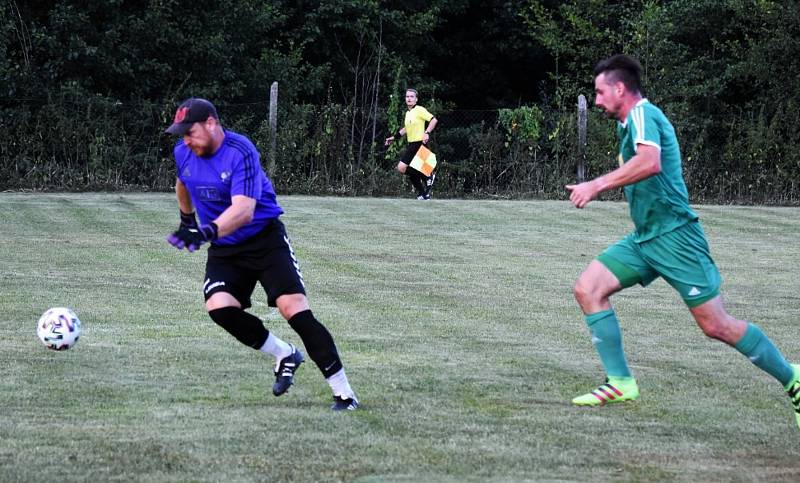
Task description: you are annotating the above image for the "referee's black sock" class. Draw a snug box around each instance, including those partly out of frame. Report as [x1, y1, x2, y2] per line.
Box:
[406, 169, 426, 197]
[287, 310, 343, 378]
[208, 307, 269, 349]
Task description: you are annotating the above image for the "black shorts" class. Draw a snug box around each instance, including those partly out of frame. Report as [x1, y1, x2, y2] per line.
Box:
[203, 219, 306, 308]
[399, 141, 423, 166]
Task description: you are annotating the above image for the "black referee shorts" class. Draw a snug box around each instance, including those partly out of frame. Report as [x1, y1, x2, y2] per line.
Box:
[399, 141, 423, 166]
[203, 219, 306, 309]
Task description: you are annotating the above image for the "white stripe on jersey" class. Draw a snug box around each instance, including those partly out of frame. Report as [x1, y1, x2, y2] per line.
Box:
[632, 105, 645, 145]
[631, 103, 661, 152]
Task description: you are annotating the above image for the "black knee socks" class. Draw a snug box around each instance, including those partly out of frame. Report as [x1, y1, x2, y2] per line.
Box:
[406, 169, 426, 196]
[207, 307, 344, 378]
[208, 307, 269, 349]
[287, 310, 343, 378]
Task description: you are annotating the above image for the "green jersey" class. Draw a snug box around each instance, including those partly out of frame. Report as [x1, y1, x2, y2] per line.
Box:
[617, 99, 697, 242]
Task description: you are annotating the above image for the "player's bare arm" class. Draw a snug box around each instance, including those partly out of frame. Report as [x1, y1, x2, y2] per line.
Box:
[423, 118, 438, 144]
[212, 195, 257, 238]
[175, 178, 194, 214]
[385, 127, 407, 146]
[566, 144, 661, 208]
[168, 184, 254, 250]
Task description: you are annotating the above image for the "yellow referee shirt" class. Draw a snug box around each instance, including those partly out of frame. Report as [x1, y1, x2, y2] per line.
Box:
[404, 106, 434, 142]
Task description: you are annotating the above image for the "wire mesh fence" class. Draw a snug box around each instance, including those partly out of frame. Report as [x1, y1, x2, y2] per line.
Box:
[3, 92, 800, 203]
[1, 95, 175, 191]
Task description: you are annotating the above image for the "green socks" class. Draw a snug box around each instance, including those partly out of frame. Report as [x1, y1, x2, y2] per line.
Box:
[585, 309, 632, 378]
[584, 315, 794, 392]
[735, 323, 794, 388]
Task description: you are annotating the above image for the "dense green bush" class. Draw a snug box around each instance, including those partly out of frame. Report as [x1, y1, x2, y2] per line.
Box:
[1, 88, 172, 191]
[6, 93, 800, 204]
[3, 1, 800, 203]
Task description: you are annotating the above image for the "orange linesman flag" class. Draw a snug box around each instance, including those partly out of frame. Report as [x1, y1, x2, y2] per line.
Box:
[409, 145, 437, 176]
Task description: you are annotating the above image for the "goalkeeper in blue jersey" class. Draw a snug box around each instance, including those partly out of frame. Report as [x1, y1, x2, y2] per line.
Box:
[565, 54, 799, 428]
[164, 98, 358, 410]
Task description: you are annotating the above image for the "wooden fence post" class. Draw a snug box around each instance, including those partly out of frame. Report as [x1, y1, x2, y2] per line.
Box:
[268, 81, 278, 176]
[577, 94, 587, 183]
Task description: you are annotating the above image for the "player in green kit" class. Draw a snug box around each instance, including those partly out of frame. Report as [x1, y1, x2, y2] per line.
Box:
[565, 54, 799, 428]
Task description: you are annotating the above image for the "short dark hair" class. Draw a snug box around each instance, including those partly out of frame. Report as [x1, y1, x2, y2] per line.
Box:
[594, 54, 643, 94]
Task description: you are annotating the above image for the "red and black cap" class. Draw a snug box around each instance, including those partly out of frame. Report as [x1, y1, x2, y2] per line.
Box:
[165, 98, 219, 136]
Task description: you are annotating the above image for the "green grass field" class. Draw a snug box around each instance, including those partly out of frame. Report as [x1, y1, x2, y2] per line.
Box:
[1, 193, 799, 482]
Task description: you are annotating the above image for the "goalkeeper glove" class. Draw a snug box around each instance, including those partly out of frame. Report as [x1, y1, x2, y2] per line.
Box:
[179, 210, 198, 230]
[167, 218, 218, 252]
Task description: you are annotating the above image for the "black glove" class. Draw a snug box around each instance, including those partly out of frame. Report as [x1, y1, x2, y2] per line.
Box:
[167, 220, 218, 252]
[179, 210, 198, 230]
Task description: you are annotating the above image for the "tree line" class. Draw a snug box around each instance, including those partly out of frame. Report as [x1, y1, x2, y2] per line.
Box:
[2, 0, 798, 203]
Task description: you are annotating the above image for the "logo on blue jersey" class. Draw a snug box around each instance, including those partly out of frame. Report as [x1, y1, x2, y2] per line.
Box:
[220, 171, 231, 183]
[197, 186, 221, 201]
[182, 166, 191, 177]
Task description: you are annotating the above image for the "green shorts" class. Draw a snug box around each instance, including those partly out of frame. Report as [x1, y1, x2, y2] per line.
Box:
[597, 221, 721, 308]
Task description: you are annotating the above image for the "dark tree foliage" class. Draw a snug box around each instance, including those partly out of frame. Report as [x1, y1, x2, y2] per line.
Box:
[525, 0, 800, 203]
[426, 0, 552, 108]
[1, 0, 799, 202]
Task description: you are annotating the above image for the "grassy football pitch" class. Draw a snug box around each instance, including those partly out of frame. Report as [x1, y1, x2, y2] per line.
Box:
[1, 193, 799, 482]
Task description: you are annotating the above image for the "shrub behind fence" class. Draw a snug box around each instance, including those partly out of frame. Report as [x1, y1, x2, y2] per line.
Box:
[2, 92, 800, 204]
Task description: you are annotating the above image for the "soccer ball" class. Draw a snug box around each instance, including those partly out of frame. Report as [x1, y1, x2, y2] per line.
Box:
[37, 307, 82, 350]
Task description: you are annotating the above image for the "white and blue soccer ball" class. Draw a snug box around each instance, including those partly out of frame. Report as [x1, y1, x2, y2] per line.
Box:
[37, 307, 82, 351]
